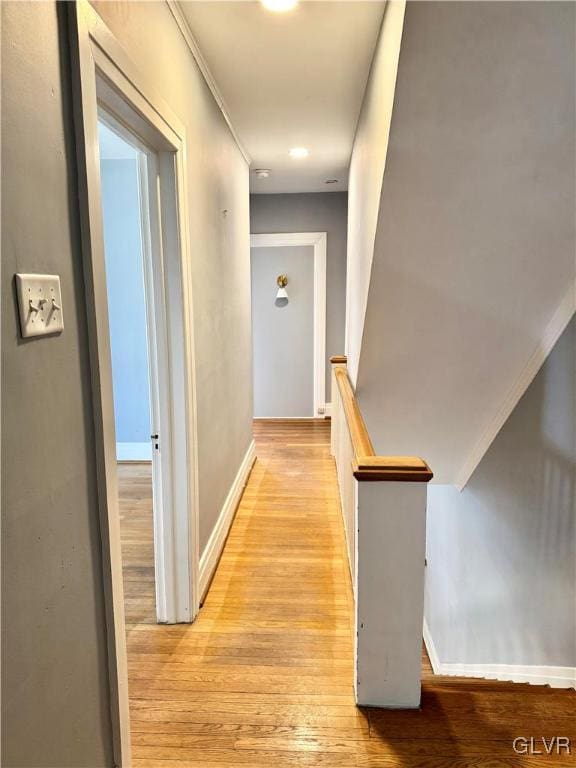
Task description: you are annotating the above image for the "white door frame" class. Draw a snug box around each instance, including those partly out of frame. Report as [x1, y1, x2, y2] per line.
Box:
[98, 110, 178, 627]
[69, 3, 200, 764]
[250, 232, 327, 417]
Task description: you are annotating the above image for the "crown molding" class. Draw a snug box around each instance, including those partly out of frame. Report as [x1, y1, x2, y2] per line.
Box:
[166, 1, 252, 165]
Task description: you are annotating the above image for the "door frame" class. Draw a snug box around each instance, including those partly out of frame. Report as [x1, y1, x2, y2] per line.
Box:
[98, 109, 180, 627]
[250, 232, 327, 417]
[69, 3, 200, 764]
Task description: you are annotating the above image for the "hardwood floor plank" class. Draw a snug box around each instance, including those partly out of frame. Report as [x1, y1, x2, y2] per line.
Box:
[119, 420, 575, 766]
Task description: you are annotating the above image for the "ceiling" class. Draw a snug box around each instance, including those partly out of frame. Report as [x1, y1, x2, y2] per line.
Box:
[179, 1, 385, 194]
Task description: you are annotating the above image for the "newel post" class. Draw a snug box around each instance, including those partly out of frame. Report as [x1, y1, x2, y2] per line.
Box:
[329, 354, 433, 709]
[354, 476, 429, 708]
[330, 355, 347, 458]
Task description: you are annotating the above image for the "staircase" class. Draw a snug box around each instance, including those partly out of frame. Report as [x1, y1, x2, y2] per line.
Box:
[337, 0, 576, 697]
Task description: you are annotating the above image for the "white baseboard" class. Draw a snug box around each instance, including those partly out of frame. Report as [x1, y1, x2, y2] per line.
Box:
[253, 408, 331, 420]
[423, 618, 442, 674]
[423, 619, 576, 689]
[199, 439, 256, 601]
[253, 416, 319, 420]
[117, 442, 152, 461]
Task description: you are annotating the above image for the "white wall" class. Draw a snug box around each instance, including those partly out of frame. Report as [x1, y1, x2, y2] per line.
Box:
[345, 0, 405, 385]
[100, 154, 152, 457]
[250, 192, 348, 397]
[352, 0, 575, 484]
[251, 246, 314, 417]
[425, 319, 575, 673]
[93, 0, 253, 554]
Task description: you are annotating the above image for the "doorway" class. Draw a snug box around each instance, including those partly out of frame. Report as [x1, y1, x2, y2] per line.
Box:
[250, 232, 327, 418]
[71, 4, 199, 760]
[97, 117, 166, 627]
[92, 104, 195, 628]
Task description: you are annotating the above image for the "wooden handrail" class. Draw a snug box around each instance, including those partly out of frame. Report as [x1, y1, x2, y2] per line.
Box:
[334, 366, 375, 457]
[333, 365, 433, 482]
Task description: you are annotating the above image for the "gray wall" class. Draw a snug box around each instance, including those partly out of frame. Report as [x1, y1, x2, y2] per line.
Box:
[1, 2, 114, 765]
[92, 0, 253, 555]
[2, 1, 253, 764]
[425, 318, 576, 668]
[353, 0, 575, 484]
[250, 192, 347, 400]
[251, 246, 314, 417]
[344, 0, 405, 386]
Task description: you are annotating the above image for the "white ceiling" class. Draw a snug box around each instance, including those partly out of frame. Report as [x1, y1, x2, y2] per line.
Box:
[179, 1, 385, 194]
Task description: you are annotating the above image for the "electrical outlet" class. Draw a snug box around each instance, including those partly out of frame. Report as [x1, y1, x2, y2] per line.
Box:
[16, 274, 64, 338]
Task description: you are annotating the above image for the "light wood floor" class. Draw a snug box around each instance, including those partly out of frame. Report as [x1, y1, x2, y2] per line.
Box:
[118, 420, 575, 767]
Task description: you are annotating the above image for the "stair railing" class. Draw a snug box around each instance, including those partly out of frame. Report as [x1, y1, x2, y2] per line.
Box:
[330, 355, 432, 708]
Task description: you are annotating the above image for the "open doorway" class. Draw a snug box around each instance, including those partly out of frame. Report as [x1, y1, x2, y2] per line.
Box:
[71, 5, 200, 758]
[98, 118, 161, 627]
[250, 232, 327, 418]
[94, 108, 195, 627]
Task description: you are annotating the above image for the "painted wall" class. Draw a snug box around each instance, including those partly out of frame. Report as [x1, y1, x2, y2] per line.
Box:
[100, 157, 151, 446]
[344, 0, 405, 385]
[250, 192, 348, 400]
[1, 2, 114, 764]
[2, 1, 253, 763]
[251, 246, 314, 417]
[425, 318, 575, 670]
[353, 0, 575, 484]
[92, 0, 253, 554]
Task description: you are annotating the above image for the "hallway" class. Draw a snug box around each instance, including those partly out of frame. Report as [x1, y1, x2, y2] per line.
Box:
[119, 421, 575, 767]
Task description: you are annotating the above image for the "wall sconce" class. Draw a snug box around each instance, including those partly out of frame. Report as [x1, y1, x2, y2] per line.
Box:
[275, 274, 289, 307]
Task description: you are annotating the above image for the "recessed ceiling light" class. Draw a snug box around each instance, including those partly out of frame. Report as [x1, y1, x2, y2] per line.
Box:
[325, 179, 339, 185]
[254, 169, 271, 179]
[261, 0, 298, 12]
[289, 147, 309, 159]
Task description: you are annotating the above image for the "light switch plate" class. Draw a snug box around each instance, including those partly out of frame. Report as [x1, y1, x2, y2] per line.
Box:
[16, 274, 64, 338]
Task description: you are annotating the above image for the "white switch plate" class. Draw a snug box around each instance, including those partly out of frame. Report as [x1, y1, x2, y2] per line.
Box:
[16, 274, 64, 338]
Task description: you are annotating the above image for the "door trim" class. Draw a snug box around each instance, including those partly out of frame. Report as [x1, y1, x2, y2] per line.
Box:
[98, 107, 183, 627]
[69, 3, 200, 764]
[250, 232, 327, 417]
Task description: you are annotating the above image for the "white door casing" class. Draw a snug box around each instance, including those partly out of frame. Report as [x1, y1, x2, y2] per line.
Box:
[250, 232, 327, 417]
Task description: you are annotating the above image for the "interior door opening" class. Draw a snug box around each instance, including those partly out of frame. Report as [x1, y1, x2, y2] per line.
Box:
[96, 104, 196, 627]
[97, 115, 166, 625]
[98, 116, 166, 628]
[71, 9, 199, 756]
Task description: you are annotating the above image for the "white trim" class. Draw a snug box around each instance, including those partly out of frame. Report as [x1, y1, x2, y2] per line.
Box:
[69, 3, 201, 763]
[438, 663, 576, 689]
[253, 416, 325, 421]
[96, 30, 198, 624]
[423, 618, 442, 674]
[166, 1, 251, 165]
[199, 440, 257, 601]
[250, 232, 326, 249]
[424, 620, 576, 689]
[117, 442, 152, 461]
[324, 402, 332, 418]
[456, 280, 576, 490]
[250, 232, 327, 418]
